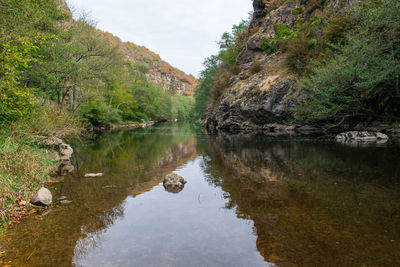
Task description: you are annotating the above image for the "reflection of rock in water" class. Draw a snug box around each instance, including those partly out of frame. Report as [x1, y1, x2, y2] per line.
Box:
[204, 132, 400, 266]
[163, 173, 187, 193]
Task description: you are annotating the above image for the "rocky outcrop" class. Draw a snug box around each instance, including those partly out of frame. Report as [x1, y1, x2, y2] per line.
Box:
[163, 173, 187, 193]
[31, 187, 52, 206]
[250, 0, 266, 28]
[108, 37, 196, 96]
[205, 71, 296, 132]
[204, 0, 380, 135]
[38, 136, 75, 176]
[205, 2, 301, 132]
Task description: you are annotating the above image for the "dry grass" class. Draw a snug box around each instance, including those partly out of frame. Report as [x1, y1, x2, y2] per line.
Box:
[0, 135, 56, 222]
[10, 104, 85, 139]
[0, 104, 85, 223]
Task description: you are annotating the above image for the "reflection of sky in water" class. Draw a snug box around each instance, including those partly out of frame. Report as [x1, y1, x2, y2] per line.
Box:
[73, 158, 272, 267]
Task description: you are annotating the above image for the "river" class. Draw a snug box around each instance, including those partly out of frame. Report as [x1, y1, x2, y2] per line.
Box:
[1, 123, 400, 266]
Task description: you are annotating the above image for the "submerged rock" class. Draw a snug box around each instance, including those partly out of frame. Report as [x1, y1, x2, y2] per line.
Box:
[60, 200, 72, 206]
[163, 173, 187, 193]
[336, 131, 389, 143]
[31, 187, 52, 206]
[84, 173, 103, 178]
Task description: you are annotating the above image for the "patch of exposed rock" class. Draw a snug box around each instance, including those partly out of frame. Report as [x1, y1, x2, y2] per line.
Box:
[163, 173, 187, 194]
[204, 73, 296, 133]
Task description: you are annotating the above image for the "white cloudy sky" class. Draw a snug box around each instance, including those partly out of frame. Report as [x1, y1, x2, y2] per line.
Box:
[67, 0, 253, 76]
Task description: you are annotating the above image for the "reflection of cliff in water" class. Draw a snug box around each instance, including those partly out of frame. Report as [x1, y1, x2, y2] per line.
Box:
[3, 127, 197, 267]
[201, 133, 400, 266]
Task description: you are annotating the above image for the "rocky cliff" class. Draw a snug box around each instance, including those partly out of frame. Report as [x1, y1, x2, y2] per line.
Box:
[204, 0, 304, 132]
[203, 0, 370, 134]
[114, 39, 196, 96]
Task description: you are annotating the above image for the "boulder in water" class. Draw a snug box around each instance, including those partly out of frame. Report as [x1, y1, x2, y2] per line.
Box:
[336, 131, 389, 143]
[163, 173, 187, 193]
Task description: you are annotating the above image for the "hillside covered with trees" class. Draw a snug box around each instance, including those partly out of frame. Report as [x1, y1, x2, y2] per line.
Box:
[0, 0, 195, 223]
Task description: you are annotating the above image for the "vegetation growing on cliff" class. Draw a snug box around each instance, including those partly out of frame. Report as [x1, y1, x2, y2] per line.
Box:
[194, 21, 249, 117]
[196, 0, 400, 126]
[295, 0, 400, 123]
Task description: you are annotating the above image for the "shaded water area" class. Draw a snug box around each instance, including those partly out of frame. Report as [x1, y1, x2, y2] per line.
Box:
[1, 123, 400, 266]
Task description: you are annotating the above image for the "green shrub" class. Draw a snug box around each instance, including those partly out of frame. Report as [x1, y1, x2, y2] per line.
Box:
[295, 0, 400, 122]
[260, 37, 279, 54]
[291, 7, 304, 15]
[285, 33, 313, 75]
[322, 15, 354, 44]
[274, 23, 293, 39]
[79, 101, 122, 126]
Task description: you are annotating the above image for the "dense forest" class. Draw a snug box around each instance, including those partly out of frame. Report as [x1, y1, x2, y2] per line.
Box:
[195, 0, 400, 126]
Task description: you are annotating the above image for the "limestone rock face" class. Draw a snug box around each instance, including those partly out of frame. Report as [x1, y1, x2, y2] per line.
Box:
[31, 187, 52, 206]
[163, 173, 187, 194]
[204, 71, 296, 132]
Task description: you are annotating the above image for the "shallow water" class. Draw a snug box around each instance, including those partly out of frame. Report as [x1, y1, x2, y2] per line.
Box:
[1, 123, 400, 266]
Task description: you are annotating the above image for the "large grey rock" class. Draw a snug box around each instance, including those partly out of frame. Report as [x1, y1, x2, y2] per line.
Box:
[31, 187, 52, 206]
[205, 80, 295, 133]
[163, 173, 187, 194]
[336, 131, 389, 143]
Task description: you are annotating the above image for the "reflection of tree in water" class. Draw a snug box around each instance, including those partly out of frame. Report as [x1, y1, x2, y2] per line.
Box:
[74, 205, 125, 264]
[199, 133, 400, 266]
[2, 124, 198, 267]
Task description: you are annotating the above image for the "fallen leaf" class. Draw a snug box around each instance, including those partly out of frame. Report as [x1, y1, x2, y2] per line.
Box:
[18, 200, 26, 206]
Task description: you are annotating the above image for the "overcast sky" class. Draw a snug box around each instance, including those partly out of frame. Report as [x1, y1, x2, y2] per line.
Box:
[67, 0, 253, 76]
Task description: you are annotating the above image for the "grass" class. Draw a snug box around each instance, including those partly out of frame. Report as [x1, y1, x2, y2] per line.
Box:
[0, 104, 85, 223]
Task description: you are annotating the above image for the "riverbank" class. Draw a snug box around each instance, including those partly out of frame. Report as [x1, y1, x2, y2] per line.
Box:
[0, 110, 160, 235]
[203, 120, 400, 137]
[0, 105, 84, 233]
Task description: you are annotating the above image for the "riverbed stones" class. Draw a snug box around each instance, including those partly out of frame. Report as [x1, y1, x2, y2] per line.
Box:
[59, 143, 73, 157]
[60, 200, 72, 206]
[84, 173, 103, 178]
[335, 131, 389, 142]
[163, 173, 187, 193]
[31, 187, 52, 206]
[43, 136, 63, 148]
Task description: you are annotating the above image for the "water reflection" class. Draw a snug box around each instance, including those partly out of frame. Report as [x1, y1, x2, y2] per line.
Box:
[1, 124, 399, 266]
[201, 133, 400, 266]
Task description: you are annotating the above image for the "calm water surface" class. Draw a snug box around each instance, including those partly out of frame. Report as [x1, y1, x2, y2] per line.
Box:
[1, 123, 400, 266]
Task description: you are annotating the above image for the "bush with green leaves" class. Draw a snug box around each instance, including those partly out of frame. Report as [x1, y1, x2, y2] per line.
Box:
[295, 0, 400, 123]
